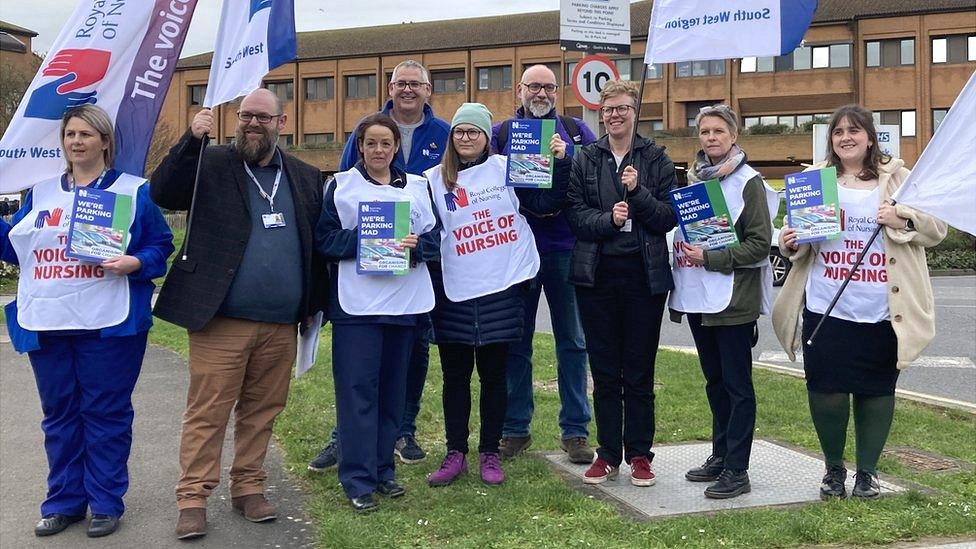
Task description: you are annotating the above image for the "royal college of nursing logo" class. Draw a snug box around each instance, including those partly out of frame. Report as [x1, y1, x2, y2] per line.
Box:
[250, 0, 273, 20]
[24, 49, 111, 120]
[444, 187, 469, 212]
[34, 208, 64, 229]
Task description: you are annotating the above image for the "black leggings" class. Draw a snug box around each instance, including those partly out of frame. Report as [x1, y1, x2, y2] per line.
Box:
[438, 342, 509, 454]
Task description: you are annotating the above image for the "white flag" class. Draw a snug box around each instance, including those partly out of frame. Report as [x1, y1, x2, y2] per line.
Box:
[203, 0, 297, 108]
[894, 70, 976, 236]
[645, 0, 818, 64]
[0, 1, 199, 193]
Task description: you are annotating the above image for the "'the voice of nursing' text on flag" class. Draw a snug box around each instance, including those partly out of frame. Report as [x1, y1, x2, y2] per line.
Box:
[203, 0, 297, 108]
[893, 70, 976, 236]
[0, 0, 199, 193]
[644, 0, 818, 65]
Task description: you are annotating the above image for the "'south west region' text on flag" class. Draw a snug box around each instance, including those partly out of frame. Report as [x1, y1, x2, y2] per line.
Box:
[894, 70, 976, 236]
[644, 0, 818, 64]
[203, 0, 297, 108]
[0, 0, 199, 193]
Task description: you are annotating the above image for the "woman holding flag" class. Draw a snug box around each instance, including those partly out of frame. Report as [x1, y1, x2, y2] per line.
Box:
[316, 113, 440, 512]
[669, 104, 777, 499]
[773, 104, 946, 500]
[424, 103, 562, 487]
[0, 105, 174, 537]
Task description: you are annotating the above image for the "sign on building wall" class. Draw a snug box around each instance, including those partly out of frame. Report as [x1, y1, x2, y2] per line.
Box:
[560, 0, 631, 54]
[813, 124, 901, 164]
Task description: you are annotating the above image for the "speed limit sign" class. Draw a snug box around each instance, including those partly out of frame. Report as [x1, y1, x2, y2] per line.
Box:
[572, 55, 620, 110]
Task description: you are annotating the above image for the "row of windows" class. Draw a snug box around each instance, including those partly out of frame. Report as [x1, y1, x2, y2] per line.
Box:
[742, 114, 831, 130]
[742, 44, 851, 73]
[866, 35, 975, 67]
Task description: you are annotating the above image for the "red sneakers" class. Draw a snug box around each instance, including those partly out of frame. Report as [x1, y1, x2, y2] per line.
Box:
[630, 456, 656, 487]
[583, 458, 619, 484]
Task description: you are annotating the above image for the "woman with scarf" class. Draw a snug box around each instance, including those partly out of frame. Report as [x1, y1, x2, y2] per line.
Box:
[566, 80, 677, 488]
[670, 104, 777, 499]
[773, 105, 945, 500]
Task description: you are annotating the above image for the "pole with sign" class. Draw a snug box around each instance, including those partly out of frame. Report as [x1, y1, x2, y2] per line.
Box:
[571, 55, 621, 133]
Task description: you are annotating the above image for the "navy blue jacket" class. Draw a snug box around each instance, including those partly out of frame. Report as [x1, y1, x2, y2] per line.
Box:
[339, 101, 450, 174]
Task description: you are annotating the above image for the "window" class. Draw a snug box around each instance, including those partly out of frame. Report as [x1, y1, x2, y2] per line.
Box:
[344, 131, 353, 141]
[685, 101, 719, 126]
[932, 34, 976, 64]
[812, 46, 830, 68]
[477, 66, 512, 91]
[793, 46, 811, 70]
[277, 134, 294, 147]
[829, 44, 851, 67]
[304, 77, 334, 101]
[266, 81, 294, 102]
[741, 56, 775, 72]
[344, 74, 376, 99]
[744, 117, 760, 129]
[778, 116, 796, 128]
[223, 137, 236, 145]
[189, 85, 207, 106]
[676, 59, 723, 78]
[432, 70, 465, 93]
[874, 110, 916, 137]
[637, 121, 664, 135]
[866, 39, 914, 67]
[933, 109, 948, 133]
[304, 133, 334, 146]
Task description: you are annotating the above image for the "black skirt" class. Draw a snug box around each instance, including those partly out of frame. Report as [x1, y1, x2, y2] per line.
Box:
[801, 308, 900, 395]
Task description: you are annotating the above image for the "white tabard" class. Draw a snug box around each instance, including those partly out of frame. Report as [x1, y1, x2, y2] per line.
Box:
[425, 155, 540, 302]
[332, 170, 437, 316]
[9, 173, 142, 330]
[806, 186, 889, 323]
[669, 165, 779, 314]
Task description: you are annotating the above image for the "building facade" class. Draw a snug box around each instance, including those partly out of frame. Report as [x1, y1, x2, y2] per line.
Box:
[160, 0, 976, 175]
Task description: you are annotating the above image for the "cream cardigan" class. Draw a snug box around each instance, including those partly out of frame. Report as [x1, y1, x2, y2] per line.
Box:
[771, 159, 948, 369]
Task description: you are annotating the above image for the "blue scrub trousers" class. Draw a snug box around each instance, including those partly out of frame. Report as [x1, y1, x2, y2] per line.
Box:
[28, 331, 147, 518]
[332, 323, 413, 498]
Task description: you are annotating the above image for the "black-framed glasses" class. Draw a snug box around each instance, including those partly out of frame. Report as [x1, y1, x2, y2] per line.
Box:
[452, 128, 483, 141]
[600, 105, 635, 116]
[521, 82, 558, 93]
[392, 81, 428, 91]
[237, 111, 282, 124]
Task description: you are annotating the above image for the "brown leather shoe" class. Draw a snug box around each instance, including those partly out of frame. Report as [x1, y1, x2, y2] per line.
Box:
[175, 508, 206, 540]
[561, 437, 595, 464]
[232, 494, 277, 523]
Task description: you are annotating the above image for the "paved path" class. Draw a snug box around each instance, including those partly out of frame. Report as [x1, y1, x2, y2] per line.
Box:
[0, 339, 315, 548]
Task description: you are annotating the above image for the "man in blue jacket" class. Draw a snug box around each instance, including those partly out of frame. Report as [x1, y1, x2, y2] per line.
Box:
[491, 64, 598, 463]
[309, 60, 450, 471]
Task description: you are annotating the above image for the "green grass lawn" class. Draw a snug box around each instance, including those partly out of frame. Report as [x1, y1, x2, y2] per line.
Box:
[148, 320, 975, 548]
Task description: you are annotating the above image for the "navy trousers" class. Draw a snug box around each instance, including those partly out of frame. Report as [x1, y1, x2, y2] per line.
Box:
[28, 331, 147, 518]
[686, 314, 757, 470]
[332, 323, 413, 498]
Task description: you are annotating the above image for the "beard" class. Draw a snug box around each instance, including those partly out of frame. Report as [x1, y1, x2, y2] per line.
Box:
[524, 97, 554, 118]
[235, 125, 277, 164]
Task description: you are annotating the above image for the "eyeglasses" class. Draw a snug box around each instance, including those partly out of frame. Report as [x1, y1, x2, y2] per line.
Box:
[237, 111, 282, 124]
[452, 128, 483, 141]
[600, 105, 635, 116]
[392, 81, 428, 91]
[521, 82, 558, 93]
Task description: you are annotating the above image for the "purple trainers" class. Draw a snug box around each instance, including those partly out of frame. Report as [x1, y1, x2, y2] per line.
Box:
[428, 451, 467, 487]
[480, 452, 505, 485]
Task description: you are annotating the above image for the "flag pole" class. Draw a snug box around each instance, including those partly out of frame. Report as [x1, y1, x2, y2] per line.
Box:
[626, 62, 650, 166]
[180, 133, 209, 261]
[805, 203, 895, 346]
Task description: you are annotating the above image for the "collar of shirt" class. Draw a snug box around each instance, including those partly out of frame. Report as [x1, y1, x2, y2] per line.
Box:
[246, 148, 283, 171]
[355, 161, 406, 188]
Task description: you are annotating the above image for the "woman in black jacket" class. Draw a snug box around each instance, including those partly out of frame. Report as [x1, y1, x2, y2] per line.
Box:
[566, 80, 677, 487]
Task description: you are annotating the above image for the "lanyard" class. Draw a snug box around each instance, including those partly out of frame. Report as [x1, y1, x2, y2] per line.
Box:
[68, 169, 108, 191]
[243, 161, 282, 212]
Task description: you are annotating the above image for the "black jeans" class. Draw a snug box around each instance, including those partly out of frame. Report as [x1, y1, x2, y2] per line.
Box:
[575, 254, 666, 466]
[686, 314, 756, 470]
[438, 342, 509, 454]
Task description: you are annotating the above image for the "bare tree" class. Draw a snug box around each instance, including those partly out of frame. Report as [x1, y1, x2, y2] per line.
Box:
[144, 119, 177, 178]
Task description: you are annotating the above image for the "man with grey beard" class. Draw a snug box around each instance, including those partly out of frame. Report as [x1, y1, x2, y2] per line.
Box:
[150, 88, 327, 540]
[491, 65, 598, 464]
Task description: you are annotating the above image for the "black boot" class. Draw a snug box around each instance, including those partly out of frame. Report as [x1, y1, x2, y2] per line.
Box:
[704, 469, 751, 499]
[685, 454, 724, 482]
[820, 465, 847, 500]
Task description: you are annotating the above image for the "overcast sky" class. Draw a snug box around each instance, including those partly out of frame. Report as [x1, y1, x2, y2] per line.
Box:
[0, 1, 604, 58]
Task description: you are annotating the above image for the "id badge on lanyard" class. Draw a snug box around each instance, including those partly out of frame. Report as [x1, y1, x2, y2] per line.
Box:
[244, 160, 285, 229]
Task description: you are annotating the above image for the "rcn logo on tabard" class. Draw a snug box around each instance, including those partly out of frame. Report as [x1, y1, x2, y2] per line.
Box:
[34, 208, 64, 229]
[25, 49, 111, 120]
[444, 187, 469, 212]
[250, 0, 273, 20]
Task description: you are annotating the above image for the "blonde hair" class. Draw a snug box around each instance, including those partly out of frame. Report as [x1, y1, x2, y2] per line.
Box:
[60, 105, 115, 173]
[599, 80, 639, 106]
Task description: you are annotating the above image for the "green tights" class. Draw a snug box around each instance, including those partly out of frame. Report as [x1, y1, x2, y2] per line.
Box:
[807, 391, 895, 474]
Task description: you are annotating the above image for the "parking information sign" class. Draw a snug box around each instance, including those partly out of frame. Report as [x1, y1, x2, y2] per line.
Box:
[785, 166, 842, 245]
[505, 119, 556, 189]
[560, 0, 631, 54]
[572, 55, 621, 110]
